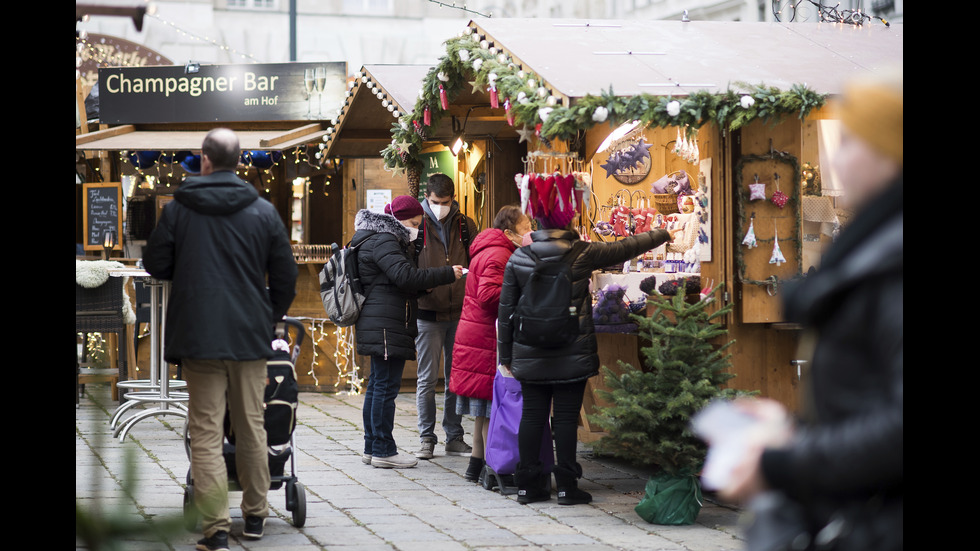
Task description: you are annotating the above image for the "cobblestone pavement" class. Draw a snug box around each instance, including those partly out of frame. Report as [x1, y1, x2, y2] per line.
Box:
[76, 383, 746, 550]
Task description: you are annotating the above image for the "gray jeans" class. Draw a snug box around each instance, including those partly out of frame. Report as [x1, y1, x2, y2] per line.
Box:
[415, 318, 463, 442]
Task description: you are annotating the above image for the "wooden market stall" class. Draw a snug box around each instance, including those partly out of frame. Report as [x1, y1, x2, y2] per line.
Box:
[374, 18, 902, 439]
[75, 61, 353, 392]
[322, 63, 527, 388]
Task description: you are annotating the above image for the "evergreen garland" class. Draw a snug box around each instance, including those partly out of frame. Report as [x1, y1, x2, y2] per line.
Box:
[588, 285, 741, 477]
[382, 30, 827, 172]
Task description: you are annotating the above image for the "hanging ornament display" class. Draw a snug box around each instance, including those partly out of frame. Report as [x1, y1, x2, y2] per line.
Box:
[771, 172, 789, 208]
[770, 225, 786, 265]
[742, 216, 758, 248]
[489, 85, 499, 108]
[749, 174, 767, 201]
[602, 138, 653, 184]
[423, 105, 432, 126]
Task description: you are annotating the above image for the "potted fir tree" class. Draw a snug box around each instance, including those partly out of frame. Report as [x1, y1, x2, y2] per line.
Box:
[588, 283, 740, 525]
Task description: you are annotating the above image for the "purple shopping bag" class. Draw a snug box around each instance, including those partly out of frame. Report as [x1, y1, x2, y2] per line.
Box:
[484, 369, 554, 476]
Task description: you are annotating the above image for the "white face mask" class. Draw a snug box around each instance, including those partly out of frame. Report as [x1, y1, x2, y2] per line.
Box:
[405, 226, 419, 241]
[429, 201, 451, 220]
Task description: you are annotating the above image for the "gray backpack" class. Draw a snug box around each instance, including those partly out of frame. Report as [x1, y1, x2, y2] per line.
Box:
[319, 238, 374, 327]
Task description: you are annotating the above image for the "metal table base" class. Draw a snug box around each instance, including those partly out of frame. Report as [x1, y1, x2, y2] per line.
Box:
[108, 273, 189, 441]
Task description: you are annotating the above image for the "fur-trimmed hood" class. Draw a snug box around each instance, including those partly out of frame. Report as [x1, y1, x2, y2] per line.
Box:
[353, 209, 411, 245]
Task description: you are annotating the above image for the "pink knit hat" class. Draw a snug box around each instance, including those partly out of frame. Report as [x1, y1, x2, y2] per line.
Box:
[385, 195, 424, 220]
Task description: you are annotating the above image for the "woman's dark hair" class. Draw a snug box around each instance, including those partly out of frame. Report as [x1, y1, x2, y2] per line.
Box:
[493, 205, 527, 232]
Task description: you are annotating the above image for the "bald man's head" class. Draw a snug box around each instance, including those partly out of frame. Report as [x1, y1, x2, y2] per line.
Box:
[201, 128, 240, 173]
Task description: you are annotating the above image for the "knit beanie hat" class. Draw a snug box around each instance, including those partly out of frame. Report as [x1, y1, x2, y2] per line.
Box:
[385, 195, 424, 221]
[837, 69, 903, 166]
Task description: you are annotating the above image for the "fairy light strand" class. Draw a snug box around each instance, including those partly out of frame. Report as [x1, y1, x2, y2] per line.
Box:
[144, 12, 262, 63]
[427, 0, 492, 18]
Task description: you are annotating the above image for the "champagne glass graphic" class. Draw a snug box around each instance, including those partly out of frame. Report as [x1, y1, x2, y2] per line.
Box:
[315, 66, 326, 119]
[304, 68, 316, 119]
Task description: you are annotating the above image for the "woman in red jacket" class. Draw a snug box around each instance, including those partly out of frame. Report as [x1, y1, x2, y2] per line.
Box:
[451, 205, 532, 482]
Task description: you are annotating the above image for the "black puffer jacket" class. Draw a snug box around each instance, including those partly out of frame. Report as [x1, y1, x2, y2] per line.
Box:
[761, 179, 903, 551]
[497, 228, 671, 384]
[352, 209, 456, 361]
[144, 171, 298, 364]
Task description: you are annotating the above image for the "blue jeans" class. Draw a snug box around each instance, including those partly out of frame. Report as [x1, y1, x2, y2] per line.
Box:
[363, 356, 406, 458]
[415, 318, 463, 443]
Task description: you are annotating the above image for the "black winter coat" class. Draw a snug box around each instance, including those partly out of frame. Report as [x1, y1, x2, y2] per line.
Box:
[143, 171, 298, 364]
[761, 178, 903, 551]
[497, 228, 671, 384]
[352, 210, 456, 361]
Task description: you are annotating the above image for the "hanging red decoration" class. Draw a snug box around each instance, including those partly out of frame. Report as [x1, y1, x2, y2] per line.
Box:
[504, 99, 514, 126]
[771, 189, 789, 208]
[489, 86, 499, 108]
[439, 84, 449, 110]
[423, 105, 431, 126]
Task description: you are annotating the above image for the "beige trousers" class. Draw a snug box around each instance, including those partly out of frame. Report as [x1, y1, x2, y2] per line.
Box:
[183, 358, 269, 537]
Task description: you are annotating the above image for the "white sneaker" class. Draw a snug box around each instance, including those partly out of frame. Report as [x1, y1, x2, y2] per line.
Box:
[372, 453, 419, 469]
[362, 453, 372, 465]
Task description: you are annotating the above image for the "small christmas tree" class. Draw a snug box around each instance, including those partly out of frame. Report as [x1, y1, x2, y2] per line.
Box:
[589, 283, 741, 525]
[589, 283, 738, 477]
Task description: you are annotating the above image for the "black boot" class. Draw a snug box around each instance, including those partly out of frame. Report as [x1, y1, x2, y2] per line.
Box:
[553, 463, 592, 505]
[465, 456, 485, 482]
[514, 461, 551, 504]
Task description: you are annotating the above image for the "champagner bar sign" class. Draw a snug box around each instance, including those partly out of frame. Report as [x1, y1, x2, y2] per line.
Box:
[98, 62, 347, 124]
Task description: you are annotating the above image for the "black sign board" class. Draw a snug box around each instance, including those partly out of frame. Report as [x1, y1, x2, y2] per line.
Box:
[83, 183, 123, 251]
[98, 62, 347, 124]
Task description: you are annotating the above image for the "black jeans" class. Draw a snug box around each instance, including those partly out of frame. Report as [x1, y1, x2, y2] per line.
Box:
[517, 380, 587, 472]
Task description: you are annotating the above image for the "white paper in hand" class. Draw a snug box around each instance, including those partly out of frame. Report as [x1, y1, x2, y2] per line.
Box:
[691, 399, 762, 491]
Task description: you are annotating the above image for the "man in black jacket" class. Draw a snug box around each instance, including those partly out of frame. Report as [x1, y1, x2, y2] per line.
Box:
[144, 128, 298, 551]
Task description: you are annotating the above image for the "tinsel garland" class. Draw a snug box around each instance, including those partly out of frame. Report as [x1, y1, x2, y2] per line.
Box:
[382, 31, 826, 173]
[734, 152, 803, 289]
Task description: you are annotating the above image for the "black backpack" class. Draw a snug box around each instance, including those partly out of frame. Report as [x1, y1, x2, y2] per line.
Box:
[512, 241, 587, 348]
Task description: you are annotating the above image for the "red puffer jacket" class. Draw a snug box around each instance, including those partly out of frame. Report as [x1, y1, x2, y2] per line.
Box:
[450, 228, 516, 401]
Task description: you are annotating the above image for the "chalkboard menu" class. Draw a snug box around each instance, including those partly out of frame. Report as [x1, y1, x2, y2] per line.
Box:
[83, 183, 123, 251]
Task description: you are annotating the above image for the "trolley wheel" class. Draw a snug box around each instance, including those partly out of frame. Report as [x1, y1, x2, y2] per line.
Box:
[182, 486, 199, 531]
[287, 481, 307, 527]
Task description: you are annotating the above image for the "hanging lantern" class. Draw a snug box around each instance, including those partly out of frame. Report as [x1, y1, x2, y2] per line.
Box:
[128, 151, 161, 169]
[242, 150, 282, 170]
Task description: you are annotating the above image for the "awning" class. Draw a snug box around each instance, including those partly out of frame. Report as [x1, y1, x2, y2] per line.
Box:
[75, 123, 329, 153]
[324, 63, 524, 157]
[471, 19, 903, 100]
[323, 65, 431, 158]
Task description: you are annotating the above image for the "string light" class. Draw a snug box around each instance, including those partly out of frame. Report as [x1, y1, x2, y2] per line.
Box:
[297, 318, 362, 395]
[144, 12, 262, 62]
[427, 0, 492, 18]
